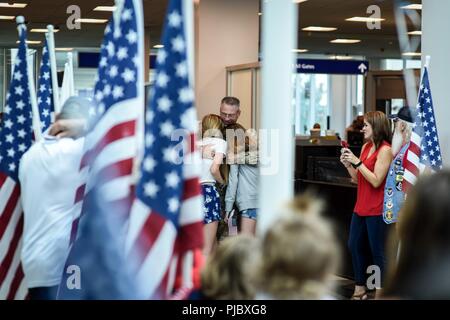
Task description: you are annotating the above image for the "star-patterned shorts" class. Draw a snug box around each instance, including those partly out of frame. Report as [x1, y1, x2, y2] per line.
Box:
[201, 184, 221, 224]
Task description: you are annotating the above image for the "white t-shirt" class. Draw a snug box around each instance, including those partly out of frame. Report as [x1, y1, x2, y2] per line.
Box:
[18, 135, 85, 288]
[198, 137, 227, 184]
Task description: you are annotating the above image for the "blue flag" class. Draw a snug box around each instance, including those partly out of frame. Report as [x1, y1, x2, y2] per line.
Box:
[0, 21, 34, 180]
[37, 38, 55, 133]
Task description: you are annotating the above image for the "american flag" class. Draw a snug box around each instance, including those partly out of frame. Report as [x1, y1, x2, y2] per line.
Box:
[403, 66, 443, 192]
[125, 0, 204, 299]
[0, 19, 34, 300]
[57, 187, 141, 299]
[37, 38, 54, 133]
[69, 0, 144, 244]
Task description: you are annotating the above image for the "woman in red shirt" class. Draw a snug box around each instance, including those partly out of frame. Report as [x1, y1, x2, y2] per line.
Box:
[341, 111, 392, 299]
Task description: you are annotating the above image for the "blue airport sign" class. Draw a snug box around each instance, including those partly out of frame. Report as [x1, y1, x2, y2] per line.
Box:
[295, 59, 369, 75]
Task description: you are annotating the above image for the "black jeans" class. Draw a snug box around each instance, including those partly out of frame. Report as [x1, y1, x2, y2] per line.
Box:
[29, 286, 58, 300]
[348, 213, 388, 287]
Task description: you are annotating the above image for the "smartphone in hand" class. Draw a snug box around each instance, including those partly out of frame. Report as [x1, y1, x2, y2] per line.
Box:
[341, 140, 350, 155]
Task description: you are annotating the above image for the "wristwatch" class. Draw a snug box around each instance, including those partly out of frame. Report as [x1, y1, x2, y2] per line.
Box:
[353, 161, 363, 169]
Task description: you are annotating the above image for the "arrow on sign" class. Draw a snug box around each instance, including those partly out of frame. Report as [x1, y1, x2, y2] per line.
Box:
[358, 63, 368, 73]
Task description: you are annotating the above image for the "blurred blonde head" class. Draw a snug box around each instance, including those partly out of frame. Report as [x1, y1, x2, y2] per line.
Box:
[202, 114, 224, 138]
[201, 235, 259, 300]
[257, 195, 340, 299]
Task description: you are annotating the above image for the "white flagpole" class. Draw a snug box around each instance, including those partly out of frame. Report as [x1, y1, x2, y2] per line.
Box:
[67, 52, 75, 96]
[47, 25, 61, 113]
[16, 16, 42, 141]
[181, 0, 195, 291]
[67, 52, 75, 98]
[183, 0, 195, 88]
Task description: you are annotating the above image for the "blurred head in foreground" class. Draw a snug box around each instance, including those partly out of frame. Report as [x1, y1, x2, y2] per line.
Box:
[256, 194, 340, 299]
[201, 234, 259, 300]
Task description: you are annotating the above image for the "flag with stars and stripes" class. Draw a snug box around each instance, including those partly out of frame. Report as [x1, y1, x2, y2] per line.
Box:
[67, 0, 144, 246]
[37, 38, 54, 133]
[58, 0, 144, 299]
[125, 0, 204, 300]
[403, 66, 443, 192]
[0, 20, 35, 300]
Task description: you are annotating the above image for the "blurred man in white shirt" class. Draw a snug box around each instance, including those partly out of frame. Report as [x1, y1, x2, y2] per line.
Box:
[19, 97, 91, 300]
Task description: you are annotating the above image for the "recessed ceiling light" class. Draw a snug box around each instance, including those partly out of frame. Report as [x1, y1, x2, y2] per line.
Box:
[329, 55, 354, 60]
[402, 52, 421, 57]
[302, 26, 337, 32]
[0, 3, 27, 8]
[56, 48, 73, 51]
[408, 30, 422, 36]
[401, 4, 422, 10]
[94, 6, 116, 12]
[292, 49, 308, 53]
[346, 17, 385, 23]
[75, 18, 108, 24]
[330, 39, 361, 44]
[31, 28, 60, 33]
[0, 15, 15, 20]
[153, 44, 164, 49]
[16, 40, 42, 44]
[293, 0, 308, 3]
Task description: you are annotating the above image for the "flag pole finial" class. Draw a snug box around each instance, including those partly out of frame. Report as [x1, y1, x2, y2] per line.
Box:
[16, 16, 25, 25]
[425, 55, 431, 69]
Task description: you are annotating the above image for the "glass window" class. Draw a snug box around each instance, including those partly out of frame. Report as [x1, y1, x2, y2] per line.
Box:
[405, 59, 421, 69]
[383, 59, 403, 70]
[293, 73, 330, 135]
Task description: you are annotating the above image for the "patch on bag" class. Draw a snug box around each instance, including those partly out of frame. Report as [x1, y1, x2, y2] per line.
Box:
[385, 210, 393, 222]
[386, 188, 393, 197]
[386, 200, 393, 209]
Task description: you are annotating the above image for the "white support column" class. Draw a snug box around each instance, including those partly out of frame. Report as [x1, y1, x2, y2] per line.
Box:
[330, 75, 348, 139]
[422, 0, 450, 167]
[258, 0, 297, 234]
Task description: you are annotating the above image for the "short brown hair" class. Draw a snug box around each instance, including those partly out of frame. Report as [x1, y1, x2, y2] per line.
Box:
[225, 123, 248, 154]
[365, 111, 392, 149]
[221, 96, 240, 108]
[225, 123, 258, 165]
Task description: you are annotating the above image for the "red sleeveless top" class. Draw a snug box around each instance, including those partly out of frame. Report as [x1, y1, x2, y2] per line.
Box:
[354, 141, 390, 216]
